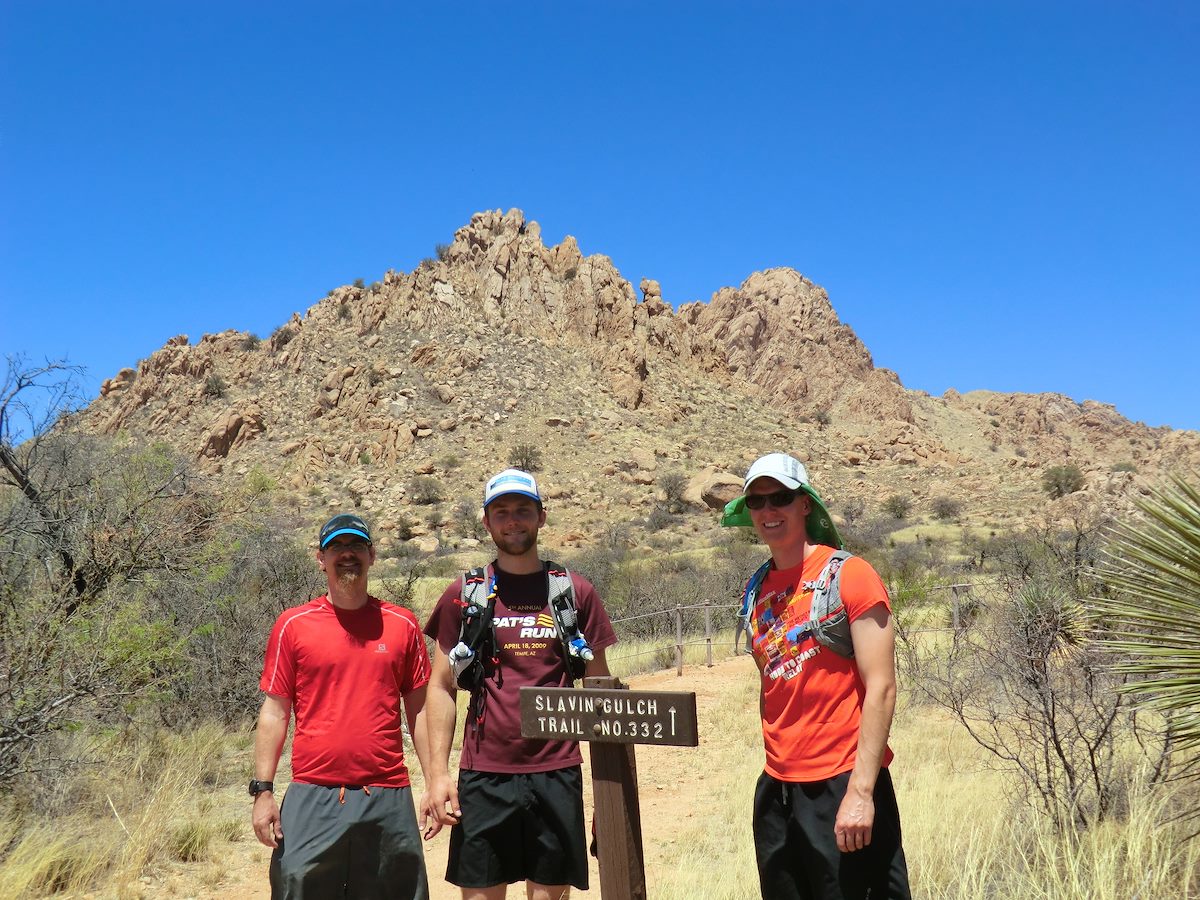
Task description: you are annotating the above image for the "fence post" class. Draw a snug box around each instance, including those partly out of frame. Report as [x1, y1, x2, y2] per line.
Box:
[951, 585, 961, 630]
[675, 605, 684, 676]
[704, 604, 713, 668]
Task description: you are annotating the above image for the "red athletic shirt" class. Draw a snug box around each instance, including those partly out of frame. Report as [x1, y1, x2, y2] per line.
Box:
[750, 545, 895, 782]
[424, 563, 617, 774]
[260, 595, 431, 787]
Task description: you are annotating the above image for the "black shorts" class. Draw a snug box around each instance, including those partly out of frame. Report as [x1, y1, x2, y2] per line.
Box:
[446, 766, 588, 889]
[270, 783, 428, 900]
[753, 768, 910, 900]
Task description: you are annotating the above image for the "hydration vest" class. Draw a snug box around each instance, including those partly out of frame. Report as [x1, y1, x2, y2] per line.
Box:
[737, 549, 856, 658]
[453, 561, 590, 696]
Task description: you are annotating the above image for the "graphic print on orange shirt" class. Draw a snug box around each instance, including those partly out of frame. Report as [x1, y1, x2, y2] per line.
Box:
[750, 580, 820, 682]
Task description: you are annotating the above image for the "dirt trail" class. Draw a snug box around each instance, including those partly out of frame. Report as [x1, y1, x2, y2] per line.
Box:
[147, 655, 759, 899]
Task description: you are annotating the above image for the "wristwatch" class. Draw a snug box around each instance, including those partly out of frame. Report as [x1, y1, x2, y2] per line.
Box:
[248, 779, 274, 797]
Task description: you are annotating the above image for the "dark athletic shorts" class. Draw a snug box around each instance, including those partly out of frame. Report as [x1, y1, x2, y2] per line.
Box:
[447, 766, 588, 889]
[269, 783, 428, 900]
[753, 768, 911, 900]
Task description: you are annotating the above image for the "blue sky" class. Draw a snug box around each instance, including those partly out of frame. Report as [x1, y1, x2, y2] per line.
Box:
[3, 2, 1197, 430]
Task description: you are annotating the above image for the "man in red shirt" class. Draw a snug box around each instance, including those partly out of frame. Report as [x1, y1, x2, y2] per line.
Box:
[422, 468, 617, 900]
[731, 453, 910, 900]
[252, 513, 437, 900]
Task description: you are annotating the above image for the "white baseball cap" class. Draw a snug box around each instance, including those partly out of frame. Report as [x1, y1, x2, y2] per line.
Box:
[483, 468, 542, 508]
[743, 452, 810, 491]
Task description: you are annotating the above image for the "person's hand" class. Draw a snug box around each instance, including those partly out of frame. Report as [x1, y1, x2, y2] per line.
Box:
[834, 786, 875, 853]
[252, 793, 283, 848]
[420, 774, 461, 839]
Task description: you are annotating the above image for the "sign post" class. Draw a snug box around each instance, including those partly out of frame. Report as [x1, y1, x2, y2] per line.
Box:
[519, 676, 699, 900]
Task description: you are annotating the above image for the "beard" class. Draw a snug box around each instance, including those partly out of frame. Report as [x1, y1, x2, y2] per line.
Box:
[491, 529, 537, 556]
[336, 568, 364, 588]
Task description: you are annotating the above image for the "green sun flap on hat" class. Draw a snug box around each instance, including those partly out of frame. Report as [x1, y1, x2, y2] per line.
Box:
[720, 488, 844, 550]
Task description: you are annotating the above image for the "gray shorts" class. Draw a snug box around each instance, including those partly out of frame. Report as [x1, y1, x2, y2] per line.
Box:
[270, 783, 428, 900]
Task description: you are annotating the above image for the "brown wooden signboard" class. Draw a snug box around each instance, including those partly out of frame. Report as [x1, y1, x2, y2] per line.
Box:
[518, 676, 700, 900]
[519, 685, 699, 747]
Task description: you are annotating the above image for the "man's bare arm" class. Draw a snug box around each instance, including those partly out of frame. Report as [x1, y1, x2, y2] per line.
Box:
[251, 693, 291, 848]
[421, 642, 461, 830]
[835, 604, 897, 853]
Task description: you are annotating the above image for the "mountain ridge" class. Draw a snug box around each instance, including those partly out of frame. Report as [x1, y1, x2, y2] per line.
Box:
[77, 207, 1200, 552]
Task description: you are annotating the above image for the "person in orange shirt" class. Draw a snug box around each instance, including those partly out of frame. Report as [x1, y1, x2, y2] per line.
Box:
[727, 453, 911, 900]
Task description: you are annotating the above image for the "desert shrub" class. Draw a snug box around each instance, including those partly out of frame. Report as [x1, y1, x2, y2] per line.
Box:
[813, 408, 832, 427]
[0, 360, 327, 784]
[842, 497, 865, 528]
[646, 506, 675, 533]
[148, 521, 322, 728]
[353, 278, 365, 289]
[453, 498, 486, 541]
[239, 333, 261, 351]
[358, 450, 372, 465]
[658, 471, 688, 513]
[564, 265, 578, 280]
[931, 496, 962, 521]
[897, 505, 1178, 832]
[1111, 461, 1138, 473]
[270, 324, 295, 348]
[202, 374, 227, 399]
[508, 444, 543, 473]
[435, 242, 451, 261]
[1042, 464, 1085, 499]
[883, 494, 911, 519]
[410, 476, 443, 505]
[337, 303, 351, 322]
[842, 516, 903, 557]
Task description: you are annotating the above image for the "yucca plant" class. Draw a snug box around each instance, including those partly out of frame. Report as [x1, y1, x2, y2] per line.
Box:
[1092, 474, 1200, 760]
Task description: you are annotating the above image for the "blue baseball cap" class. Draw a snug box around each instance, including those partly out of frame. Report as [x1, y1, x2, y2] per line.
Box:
[319, 513, 372, 549]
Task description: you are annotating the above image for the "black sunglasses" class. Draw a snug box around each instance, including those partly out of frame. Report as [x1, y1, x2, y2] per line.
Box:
[745, 489, 802, 510]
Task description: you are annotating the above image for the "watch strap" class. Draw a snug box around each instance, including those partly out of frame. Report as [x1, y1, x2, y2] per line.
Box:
[248, 779, 274, 796]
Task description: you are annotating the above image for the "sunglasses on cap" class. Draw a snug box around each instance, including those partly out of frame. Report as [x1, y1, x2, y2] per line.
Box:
[744, 488, 803, 510]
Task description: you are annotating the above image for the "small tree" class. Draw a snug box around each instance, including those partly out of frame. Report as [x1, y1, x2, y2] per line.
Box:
[658, 472, 688, 513]
[508, 444, 543, 473]
[410, 475, 443, 505]
[897, 505, 1174, 832]
[203, 373, 227, 399]
[452, 498, 487, 541]
[883, 494, 911, 520]
[1042, 464, 1084, 499]
[931, 496, 962, 521]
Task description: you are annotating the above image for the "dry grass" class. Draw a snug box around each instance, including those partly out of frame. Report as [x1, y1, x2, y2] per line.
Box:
[3, 654, 1197, 898]
[0, 724, 248, 899]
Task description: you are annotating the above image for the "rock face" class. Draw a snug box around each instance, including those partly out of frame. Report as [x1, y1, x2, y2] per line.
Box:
[76, 207, 1200, 547]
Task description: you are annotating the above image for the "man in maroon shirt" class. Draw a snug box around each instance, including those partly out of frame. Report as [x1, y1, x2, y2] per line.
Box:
[252, 513, 437, 900]
[423, 469, 617, 900]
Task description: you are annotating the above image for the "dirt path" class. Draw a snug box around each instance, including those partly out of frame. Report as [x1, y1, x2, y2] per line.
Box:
[143, 655, 759, 899]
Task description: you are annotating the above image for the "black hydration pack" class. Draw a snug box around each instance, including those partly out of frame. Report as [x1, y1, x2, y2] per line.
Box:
[736, 549, 856, 658]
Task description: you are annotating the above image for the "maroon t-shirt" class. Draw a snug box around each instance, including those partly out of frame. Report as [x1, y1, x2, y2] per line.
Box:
[425, 562, 617, 774]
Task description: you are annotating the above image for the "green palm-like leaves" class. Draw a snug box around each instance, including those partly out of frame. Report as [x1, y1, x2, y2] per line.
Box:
[1092, 474, 1200, 753]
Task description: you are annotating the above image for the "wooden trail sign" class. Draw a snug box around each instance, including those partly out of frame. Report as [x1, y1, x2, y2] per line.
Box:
[520, 677, 699, 900]
[518, 685, 699, 747]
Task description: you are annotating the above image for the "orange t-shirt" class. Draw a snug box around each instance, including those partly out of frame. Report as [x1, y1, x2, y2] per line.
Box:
[750, 545, 894, 782]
